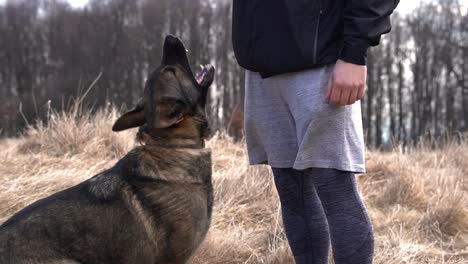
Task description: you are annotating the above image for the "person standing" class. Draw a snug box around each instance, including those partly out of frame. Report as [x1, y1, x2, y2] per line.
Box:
[232, 0, 399, 263]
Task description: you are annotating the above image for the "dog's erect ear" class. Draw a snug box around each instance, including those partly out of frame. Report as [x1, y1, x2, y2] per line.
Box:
[112, 100, 146, 132]
[153, 97, 187, 129]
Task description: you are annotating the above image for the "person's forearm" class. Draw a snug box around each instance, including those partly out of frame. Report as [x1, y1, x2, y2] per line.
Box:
[340, 0, 398, 65]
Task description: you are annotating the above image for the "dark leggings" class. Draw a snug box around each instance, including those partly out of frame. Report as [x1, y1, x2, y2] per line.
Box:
[272, 167, 374, 264]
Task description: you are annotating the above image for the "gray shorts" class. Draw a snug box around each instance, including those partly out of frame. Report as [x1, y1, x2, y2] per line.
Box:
[244, 64, 365, 173]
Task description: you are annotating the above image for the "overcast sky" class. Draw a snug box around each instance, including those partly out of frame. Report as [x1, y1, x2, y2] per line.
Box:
[67, 0, 87, 8]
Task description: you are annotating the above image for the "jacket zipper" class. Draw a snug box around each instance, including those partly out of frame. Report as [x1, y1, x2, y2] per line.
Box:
[313, 2, 322, 64]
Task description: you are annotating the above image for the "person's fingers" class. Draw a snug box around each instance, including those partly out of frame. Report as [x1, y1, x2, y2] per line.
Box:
[357, 83, 365, 101]
[339, 87, 351, 106]
[329, 82, 342, 105]
[348, 86, 359, 105]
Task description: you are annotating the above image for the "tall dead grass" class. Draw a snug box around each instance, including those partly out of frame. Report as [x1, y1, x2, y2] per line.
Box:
[0, 108, 467, 263]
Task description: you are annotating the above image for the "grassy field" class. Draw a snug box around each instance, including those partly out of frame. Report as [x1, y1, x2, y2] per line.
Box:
[0, 107, 467, 263]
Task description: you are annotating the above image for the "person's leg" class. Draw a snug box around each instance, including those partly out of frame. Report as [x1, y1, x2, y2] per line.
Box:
[271, 167, 330, 264]
[304, 168, 374, 264]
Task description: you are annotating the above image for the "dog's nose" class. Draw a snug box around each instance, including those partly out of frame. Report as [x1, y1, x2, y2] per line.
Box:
[163, 35, 186, 56]
[165, 35, 181, 47]
[161, 34, 191, 73]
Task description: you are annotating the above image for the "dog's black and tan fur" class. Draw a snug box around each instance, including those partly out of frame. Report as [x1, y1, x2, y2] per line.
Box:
[0, 35, 215, 264]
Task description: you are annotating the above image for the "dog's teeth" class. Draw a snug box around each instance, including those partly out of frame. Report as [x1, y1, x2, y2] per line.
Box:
[186, 49, 189, 53]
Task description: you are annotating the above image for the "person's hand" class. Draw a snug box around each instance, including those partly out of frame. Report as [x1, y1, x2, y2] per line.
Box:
[326, 60, 367, 106]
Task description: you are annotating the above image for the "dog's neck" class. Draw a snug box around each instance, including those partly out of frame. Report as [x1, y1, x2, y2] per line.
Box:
[137, 131, 205, 149]
[128, 136, 211, 183]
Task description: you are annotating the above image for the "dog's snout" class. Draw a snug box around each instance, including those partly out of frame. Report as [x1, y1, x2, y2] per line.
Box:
[162, 34, 191, 71]
[164, 35, 184, 51]
[165, 35, 180, 46]
[166, 35, 179, 44]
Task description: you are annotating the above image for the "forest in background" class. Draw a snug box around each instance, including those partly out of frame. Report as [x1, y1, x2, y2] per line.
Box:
[0, 0, 467, 148]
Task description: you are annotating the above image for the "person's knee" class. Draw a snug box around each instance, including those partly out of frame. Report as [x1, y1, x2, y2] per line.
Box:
[329, 213, 374, 264]
[335, 233, 374, 264]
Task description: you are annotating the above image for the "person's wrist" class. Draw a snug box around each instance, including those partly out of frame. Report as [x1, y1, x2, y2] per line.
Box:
[336, 59, 366, 69]
[339, 43, 369, 66]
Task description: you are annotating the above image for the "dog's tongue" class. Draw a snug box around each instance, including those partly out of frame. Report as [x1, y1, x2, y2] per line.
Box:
[195, 64, 214, 86]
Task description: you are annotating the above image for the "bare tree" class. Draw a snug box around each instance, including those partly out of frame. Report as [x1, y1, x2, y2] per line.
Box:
[0, 0, 466, 147]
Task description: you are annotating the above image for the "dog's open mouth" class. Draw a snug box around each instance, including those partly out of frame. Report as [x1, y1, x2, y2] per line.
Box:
[195, 64, 215, 87]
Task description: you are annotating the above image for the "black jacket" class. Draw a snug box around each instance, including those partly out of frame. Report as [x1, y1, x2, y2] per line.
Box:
[232, 0, 399, 78]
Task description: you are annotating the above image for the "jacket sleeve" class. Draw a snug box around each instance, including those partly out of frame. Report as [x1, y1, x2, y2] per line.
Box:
[340, 0, 399, 65]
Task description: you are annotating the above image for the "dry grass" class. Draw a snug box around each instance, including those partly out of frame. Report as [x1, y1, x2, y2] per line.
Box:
[1, 108, 467, 264]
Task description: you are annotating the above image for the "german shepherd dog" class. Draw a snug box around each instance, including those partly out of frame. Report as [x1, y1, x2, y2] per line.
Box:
[0, 35, 215, 264]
